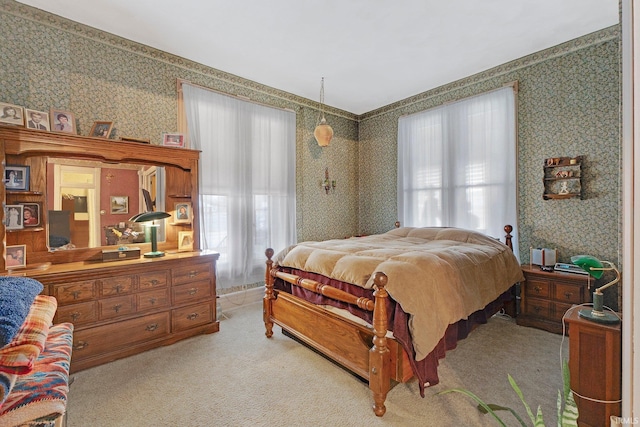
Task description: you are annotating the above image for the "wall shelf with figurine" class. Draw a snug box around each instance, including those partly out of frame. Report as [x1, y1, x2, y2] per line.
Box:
[543, 156, 583, 200]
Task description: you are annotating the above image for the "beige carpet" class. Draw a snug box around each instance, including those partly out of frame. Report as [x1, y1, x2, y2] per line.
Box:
[66, 302, 568, 426]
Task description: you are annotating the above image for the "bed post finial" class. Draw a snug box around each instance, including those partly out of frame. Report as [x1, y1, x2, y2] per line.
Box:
[264, 248, 275, 338]
[370, 271, 390, 417]
[394, 221, 400, 228]
[504, 225, 513, 251]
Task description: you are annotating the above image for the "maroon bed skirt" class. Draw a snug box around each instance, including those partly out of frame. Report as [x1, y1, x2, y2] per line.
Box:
[274, 267, 513, 397]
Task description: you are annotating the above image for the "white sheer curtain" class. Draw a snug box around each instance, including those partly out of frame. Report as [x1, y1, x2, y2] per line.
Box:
[182, 83, 297, 289]
[397, 86, 519, 257]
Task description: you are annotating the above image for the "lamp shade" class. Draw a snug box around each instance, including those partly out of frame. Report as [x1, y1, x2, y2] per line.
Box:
[314, 117, 334, 147]
[129, 211, 171, 223]
[570, 254, 604, 279]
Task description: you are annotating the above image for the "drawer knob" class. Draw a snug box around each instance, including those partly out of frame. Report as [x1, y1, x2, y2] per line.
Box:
[72, 291, 81, 299]
[149, 298, 157, 305]
[146, 323, 159, 332]
[151, 279, 159, 285]
[188, 288, 198, 295]
[115, 284, 124, 293]
[74, 341, 89, 350]
[188, 271, 199, 278]
[564, 292, 573, 300]
[533, 306, 542, 313]
[71, 312, 81, 321]
[534, 286, 542, 293]
[187, 313, 199, 320]
[113, 304, 122, 313]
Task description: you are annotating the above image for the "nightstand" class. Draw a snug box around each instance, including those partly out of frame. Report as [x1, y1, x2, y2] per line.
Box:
[517, 265, 592, 333]
[565, 307, 621, 427]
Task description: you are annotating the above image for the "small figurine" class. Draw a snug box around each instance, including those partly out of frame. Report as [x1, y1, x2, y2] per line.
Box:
[559, 182, 569, 195]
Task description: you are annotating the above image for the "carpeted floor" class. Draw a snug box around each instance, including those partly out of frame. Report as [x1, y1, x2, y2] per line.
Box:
[66, 302, 568, 426]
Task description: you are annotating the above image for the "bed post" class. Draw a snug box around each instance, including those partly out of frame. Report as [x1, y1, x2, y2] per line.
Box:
[369, 271, 390, 417]
[504, 224, 513, 251]
[264, 248, 275, 338]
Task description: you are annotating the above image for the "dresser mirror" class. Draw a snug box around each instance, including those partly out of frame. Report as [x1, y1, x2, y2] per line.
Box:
[46, 158, 166, 250]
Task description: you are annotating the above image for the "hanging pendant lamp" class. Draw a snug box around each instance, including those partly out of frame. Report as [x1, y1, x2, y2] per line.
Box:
[314, 77, 334, 147]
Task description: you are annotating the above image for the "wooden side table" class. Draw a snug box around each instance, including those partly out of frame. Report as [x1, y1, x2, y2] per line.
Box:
[517, 265, 592, 333]
[565, 307, 621, 427]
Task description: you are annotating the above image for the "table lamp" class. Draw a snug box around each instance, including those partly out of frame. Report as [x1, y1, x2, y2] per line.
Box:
[129, 211, 171, 258]
[571, 255, 621, 324]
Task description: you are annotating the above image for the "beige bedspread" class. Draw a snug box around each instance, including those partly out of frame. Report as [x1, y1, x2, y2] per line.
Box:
[275, 227, 524, 361]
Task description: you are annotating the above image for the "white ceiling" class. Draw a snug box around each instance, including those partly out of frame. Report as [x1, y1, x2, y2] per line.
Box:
[16, 0, 619, 115]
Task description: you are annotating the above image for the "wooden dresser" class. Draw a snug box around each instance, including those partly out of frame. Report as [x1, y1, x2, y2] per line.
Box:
[24, 251, 219, 372]
[517, 264, 592, 333]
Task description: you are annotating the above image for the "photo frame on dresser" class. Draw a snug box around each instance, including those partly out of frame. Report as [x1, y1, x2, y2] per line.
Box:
[4, 205, 24, 230]
[90, 121, 113, 138]
[50, 109, 76, 134]
[174, 202, 192, 223]
[6, 245, 26, 269]
[25, 108, 50, 131]
[178, 231, 194, 252]
[0, 102, 25, 126]
[19, 202, 40, 227]
[4, 165, 29, 191]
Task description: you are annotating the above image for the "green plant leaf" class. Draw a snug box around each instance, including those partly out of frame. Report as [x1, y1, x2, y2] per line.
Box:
[436, 388, 509, 427]
[479, 403, 528, 426]
[508, 374, 545, 425]
[558, 360, 579, 427]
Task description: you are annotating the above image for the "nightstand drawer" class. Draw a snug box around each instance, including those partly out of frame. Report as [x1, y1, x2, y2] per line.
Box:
[524, 278, 550, 298]
[553, 283, 582, 304]
[523, 298, 551, 318]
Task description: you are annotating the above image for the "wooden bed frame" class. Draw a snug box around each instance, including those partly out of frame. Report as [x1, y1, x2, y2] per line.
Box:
[263, 225, 515, 417]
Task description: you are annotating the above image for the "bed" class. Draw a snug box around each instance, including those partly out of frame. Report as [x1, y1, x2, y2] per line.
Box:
[263, 225, 524, 416]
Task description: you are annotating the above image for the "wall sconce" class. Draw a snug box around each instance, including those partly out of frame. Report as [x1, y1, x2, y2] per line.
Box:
[322, 167, 336, 194]
[314, 77, 334, 147]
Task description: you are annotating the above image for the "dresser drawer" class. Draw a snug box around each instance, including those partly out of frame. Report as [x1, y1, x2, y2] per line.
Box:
[172, 262, 212, 286]
[523, 298, 551, 318]
[54, 280, 98, 304]
[101, 275, 134, 296]
[72, 312, 170, 361]
[553, 283, 582, 305]
[139, 270, 169, 290]
[55, 301, 98, 326]
[137, 288, 170, 312]
[172, 280, 212, 305]
[99, 294, 136, 320]
[172, 302, 213, 332]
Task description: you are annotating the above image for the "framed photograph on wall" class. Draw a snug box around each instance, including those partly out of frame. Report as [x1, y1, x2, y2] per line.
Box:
[4, 204, 24, 230]
[6, 244, 26, 269]
[178, 231, 194, 252]
[25, 108, 50, 131]
[4, 165, 29, 191]
[50, 109, 76, 134]
[0, 102, 25, 126]
[174, 202, 192, 224]
[19, 202, 40, 227]
[110, 196, 129, 214]
[90, 121, 113, 138]
[162, 133, 185, 148]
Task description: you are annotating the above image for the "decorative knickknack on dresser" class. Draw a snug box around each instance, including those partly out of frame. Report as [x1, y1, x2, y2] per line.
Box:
[0, 125, 220, 371]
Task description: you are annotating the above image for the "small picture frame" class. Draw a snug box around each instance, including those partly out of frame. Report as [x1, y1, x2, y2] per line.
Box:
[110, 196, 129, 214]
[4, 204, 24, 230]
[0, 102, 25, 126]
[162, 133, 185, 148]
[4, 165, 30, 191]
[178, 231, 194, 252]
[50, 109, 76, 134]
[90, 121, 113, 138]
[6, 245, 26, 269]
[174, 202, 192, 223]
[19, 202, 40, 227]
[25, 108, 50, 131]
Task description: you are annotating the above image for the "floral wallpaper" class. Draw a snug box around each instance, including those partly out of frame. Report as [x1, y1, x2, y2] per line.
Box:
[358, 28, 621, 271]
[0, 1, 622, 277]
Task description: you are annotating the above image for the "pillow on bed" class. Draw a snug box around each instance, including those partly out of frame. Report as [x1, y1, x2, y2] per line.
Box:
[0, 277, 44, 348]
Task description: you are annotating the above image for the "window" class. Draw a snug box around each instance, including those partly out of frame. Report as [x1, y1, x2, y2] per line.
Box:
[397, 85, 518, 256]
[181, 83, 296, 289]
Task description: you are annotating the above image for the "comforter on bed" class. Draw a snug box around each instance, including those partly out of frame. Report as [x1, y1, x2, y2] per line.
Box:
[274, 227, 524, 361]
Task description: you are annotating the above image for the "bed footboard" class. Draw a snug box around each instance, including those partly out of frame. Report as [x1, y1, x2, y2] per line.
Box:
[264, 249, 392, 416]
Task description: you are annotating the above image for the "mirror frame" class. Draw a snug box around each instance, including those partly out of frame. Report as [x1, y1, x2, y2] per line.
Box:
[1, 126, 201, 268]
